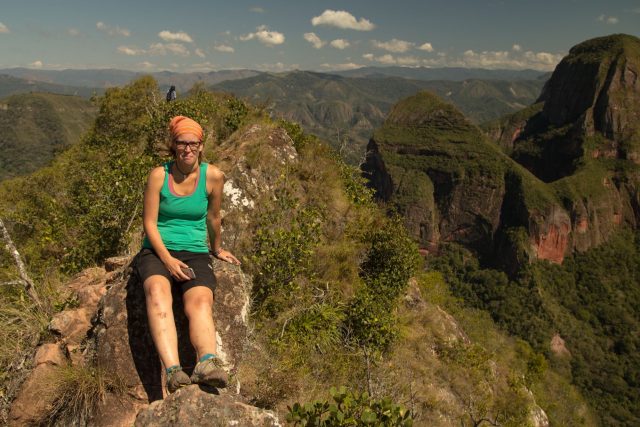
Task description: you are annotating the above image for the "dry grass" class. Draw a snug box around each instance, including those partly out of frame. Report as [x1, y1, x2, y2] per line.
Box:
[39, 365, 126, 426]
[0, 271, 71, 423]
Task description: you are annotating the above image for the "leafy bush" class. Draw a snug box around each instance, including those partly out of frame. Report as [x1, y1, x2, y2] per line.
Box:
[346, 217, 421, 350]
[287, 386, 413, 426]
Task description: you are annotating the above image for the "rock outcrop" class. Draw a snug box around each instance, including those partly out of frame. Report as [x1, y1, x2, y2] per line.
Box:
[7, 123, 295, 426]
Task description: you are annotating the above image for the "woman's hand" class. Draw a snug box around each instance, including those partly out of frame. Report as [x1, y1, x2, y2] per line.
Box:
[162, 256, 192, 281]
[213, 249, 241, 265]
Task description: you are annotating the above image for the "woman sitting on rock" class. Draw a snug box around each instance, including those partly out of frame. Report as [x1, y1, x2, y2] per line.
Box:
[136, 115, 240, 393]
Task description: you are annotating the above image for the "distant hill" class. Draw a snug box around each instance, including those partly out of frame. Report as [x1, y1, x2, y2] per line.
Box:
[0, 74, 101, 99]
[0, 92, 97, 180]
[214, 70, 545, 163]
[0, 68, 261, 94]
[334, 66, 547, 81]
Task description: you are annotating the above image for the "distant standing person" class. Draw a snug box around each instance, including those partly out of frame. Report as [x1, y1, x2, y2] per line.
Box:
[136, 115, 240, 393]
[166, 85, 177, 102]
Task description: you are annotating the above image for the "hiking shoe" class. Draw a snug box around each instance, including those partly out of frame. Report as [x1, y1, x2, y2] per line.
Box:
[190, 357, 228, 388]
[166, 366, 191, 393]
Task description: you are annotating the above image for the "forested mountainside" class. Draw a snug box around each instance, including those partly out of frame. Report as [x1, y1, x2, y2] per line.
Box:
[0, 92, 96, 180]
[362, 33, 640, 425]
[213, 71, 544, 164]
[0, 77, 592, 425]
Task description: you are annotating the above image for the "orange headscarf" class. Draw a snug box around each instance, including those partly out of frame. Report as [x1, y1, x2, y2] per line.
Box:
[169, 116, 204, 141]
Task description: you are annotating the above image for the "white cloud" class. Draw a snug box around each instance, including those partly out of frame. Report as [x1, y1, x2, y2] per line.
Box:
[96, 21, 130, 37]
[417, 42, 434, 52]
[373, 38, 413, 53]
[0, 23, 9, 34]
[138, 61, 155, 69]
[304, 32, 325, 49]
[376, 54, 396, 64]
[512, 44, 522, 52]
[67, 28, 80, 37]
[117, 45, 145, 56]
[149, 42, 190, 56]
[29, 60, 43, 68]
[158, 30, 194, 43]
[396, 56, 420, 66]
[456, 49, 563, 70]
[362, 53, 419, 66]
[240, 25, 285, 46]
[249, 6, 265, 13]
[330, 39, 350, 50]
[189, 61, 217, 71]
[321, 62, 362, 70]
[311, 10, 375, 31]
[213, 44, 235, 53]
[257, 62, 292, 71]
[597, 14, 619, 24]
[195, 48, 206, 58]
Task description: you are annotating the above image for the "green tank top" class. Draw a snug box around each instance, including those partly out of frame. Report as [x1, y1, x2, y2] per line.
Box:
[142, 162, 210, 253]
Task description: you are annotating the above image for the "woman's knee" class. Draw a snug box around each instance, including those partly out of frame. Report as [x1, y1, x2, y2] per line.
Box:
[183, 295, 213, 318]
[144, 276, 172, 308]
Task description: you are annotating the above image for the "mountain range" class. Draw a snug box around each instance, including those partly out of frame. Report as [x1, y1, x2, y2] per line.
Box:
[213, 71, 545, 163]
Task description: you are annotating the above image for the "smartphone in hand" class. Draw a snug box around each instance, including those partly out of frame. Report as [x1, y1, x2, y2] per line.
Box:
[181, 267, 196, 279]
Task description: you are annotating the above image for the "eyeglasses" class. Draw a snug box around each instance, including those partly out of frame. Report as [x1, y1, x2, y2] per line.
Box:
[175, 140, 202, 151]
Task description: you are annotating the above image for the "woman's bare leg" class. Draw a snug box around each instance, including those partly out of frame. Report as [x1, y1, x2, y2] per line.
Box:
[183, 286, 216, 359]
[143, 275, 180, 368]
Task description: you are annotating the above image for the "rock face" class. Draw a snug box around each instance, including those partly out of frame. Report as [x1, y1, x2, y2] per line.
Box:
[8, 124, 294, 426]
[135, 386, 281, 427]
[365, 34, 640, 267]
[539, 34, 640, 144]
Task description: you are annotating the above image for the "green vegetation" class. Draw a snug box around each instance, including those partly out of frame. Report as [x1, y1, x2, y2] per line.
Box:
[428, 230, 640, 426]
[0, 92, 97, 180]
[287, 387, 413, 426]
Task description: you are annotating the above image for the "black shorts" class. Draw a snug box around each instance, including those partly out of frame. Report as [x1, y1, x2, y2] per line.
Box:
[135, 248, 217, 294]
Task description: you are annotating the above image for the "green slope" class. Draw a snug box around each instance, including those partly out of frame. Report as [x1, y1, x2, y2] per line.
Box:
[0, 92, 97, 180]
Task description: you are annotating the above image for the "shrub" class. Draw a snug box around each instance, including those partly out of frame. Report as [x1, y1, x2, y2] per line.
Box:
[287, 386, 413, 426]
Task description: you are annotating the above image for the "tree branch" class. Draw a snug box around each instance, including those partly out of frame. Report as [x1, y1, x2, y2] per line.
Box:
[0, 217, 42, 307]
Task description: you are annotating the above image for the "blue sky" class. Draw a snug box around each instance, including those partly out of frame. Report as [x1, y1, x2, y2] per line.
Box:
[1, 0, 638, 72]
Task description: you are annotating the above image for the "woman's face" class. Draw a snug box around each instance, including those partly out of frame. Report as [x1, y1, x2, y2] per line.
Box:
[173, 132, 202, 163]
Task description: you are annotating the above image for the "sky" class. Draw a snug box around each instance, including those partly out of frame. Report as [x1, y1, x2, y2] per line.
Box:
[1, 0, 639, 73]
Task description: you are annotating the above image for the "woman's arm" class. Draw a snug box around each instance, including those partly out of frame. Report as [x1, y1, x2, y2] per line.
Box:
[206, 165, 241, 265]
[143, 166, 191, 280]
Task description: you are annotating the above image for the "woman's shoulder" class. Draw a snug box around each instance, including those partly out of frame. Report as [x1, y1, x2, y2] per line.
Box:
[204, 163, 226, 181]
[148, 165, 167, 183]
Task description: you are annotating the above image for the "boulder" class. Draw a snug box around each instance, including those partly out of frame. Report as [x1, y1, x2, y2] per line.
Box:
[7, 363, 59, 426]
[135, 386, 281, 427]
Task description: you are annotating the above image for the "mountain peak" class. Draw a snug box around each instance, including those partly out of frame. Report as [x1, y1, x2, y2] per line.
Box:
[566, 33, 640, 63]
[384, 91, 470, 130]
[539, 33, 640, 140]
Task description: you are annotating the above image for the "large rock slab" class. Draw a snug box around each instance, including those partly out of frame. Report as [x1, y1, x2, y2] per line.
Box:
[135, 386, 281, 427]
